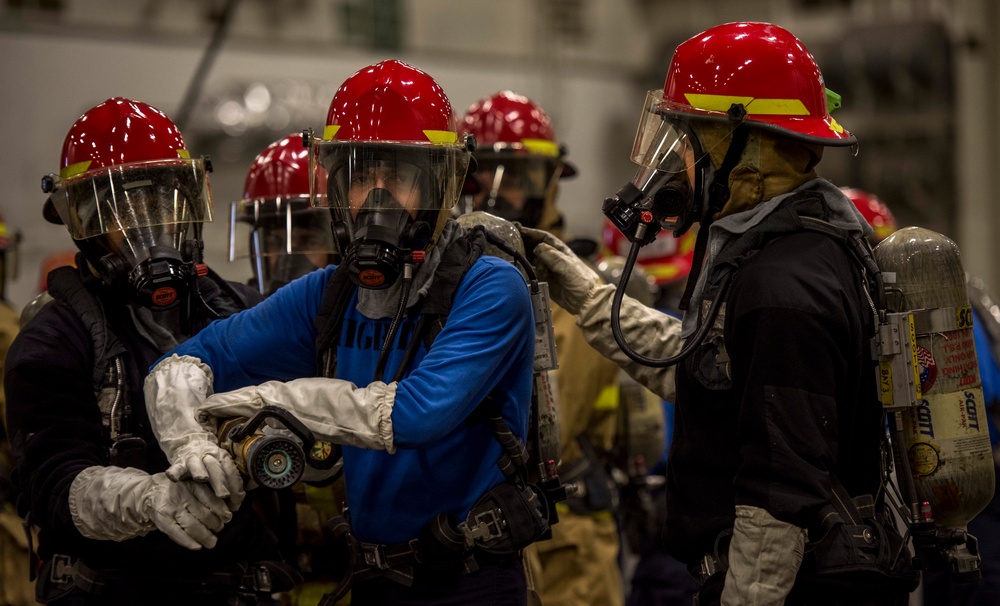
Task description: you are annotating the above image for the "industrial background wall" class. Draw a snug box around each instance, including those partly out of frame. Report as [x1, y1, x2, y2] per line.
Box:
[1, 0, 998, 311]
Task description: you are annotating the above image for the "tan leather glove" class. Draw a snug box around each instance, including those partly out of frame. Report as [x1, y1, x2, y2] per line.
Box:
[520, 226, 601, 315]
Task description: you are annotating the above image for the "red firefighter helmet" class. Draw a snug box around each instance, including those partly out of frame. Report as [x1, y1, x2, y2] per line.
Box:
[309, 60, 472, 213]
[660, 21, 854, 146]
[841, 187, 897, 244]
[308, 60, 474, 266]
[459, 91, 574, 230]
[461, 91, 576, 178]
[602, 217, 695, 285]
[41, 97, 213, 276]
[232, 134, 337, 294]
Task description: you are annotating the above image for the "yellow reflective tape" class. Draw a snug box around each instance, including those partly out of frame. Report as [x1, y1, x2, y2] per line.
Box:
[745, 98, 809, 116]
[521, 138, 560, 157]
[648, 265, 681, 281]
[176, 149, 190, 159]
[684, 94, 809, 116]
[423, 130, 457, 144]
[684, 94, 753, 112]
[60, 160, 92, 179]
[594, 384, 619, 411]
[828, 117, 845, 134]
[324, 125, 341, 140]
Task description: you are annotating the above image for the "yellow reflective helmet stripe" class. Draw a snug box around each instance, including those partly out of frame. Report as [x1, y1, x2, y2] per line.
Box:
[684, 93, 810, 116]
[59, 160, 92, 179]
[422, 130, 458, 144]
[521, 138, 560, 157]
[322, 126, 458, 145]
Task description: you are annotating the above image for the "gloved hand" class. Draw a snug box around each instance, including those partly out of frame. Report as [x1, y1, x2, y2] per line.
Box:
[519, 226, 601, 315]
[69, 466, 232, 550]
[144, 354, 244, 510]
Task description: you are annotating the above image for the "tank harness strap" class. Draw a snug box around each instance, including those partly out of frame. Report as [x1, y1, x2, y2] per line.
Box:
[46, 265, 128, 391]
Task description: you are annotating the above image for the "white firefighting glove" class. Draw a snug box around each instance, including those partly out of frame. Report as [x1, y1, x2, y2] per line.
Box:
[520, 226, 604, 315]
[144, 354, 245, 510]
[200, 378, 397, 453]
[721, 505, 807, 606]
[69, 466, 232, 550]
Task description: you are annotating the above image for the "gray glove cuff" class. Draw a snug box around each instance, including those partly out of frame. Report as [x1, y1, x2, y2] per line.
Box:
[721, 504, 807, 606]
[69, 466, 156, 542]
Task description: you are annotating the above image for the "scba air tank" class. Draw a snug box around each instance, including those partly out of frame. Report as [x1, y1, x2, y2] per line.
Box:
[874, 226, 994, 530]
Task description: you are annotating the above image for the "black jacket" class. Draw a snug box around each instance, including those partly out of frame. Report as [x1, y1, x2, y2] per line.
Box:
[4, 266, 281, 579]
[664, 229, 883, 566]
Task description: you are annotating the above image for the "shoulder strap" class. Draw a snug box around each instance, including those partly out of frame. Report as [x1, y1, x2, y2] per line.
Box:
[46, 266, 127, 392]
[313, 265, 358, 377]
[419, 228, 488, 347]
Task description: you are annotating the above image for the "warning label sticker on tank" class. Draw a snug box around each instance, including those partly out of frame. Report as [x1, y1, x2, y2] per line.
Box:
[904, 388, 993, 479]
[923, 329, 979, 393]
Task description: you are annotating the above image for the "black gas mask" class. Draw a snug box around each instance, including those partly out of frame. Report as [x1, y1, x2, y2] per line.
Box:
[602, 169, 697, 246]
[335, 189, 430, 289]
[91, 232, 199, 309]
[602, 112, 706, 246]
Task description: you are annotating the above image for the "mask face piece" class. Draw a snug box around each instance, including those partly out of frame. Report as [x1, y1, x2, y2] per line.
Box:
[126, 244, 194, 308]
[337, 188, 429, 289]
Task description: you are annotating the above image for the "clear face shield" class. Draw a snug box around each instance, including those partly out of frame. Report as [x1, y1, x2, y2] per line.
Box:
[604, 90, 734, 244]
[308, 138, 471, 289]
[44, 158, 213, 307]
[463, 153, 563, 228]
[229, 197, 337, 295]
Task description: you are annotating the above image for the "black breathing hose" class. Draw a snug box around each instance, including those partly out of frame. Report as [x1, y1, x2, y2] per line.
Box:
[610, 240, 731, 368]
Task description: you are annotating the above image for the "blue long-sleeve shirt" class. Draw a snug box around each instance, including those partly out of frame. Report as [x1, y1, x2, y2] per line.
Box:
[161, 257, 535, 543]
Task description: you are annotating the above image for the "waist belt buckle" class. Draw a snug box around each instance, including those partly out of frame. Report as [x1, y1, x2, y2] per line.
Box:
[250, 564, 272, 593]
[466, 508, 505, 544]
[50, 554, 75, 586]
[362, 543, 390, 570]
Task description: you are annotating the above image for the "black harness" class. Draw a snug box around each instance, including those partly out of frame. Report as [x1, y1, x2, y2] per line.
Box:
[312, 228, 556, 604]
[688, 193, 918, 599]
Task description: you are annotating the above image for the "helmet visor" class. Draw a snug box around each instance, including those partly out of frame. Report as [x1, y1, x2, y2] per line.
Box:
[631, 89, 736, 176]
[470, 154, 563, 204]
[229, 198, 336, 261]
[49, 158, 213, 241]
[309, 140, 471, 213]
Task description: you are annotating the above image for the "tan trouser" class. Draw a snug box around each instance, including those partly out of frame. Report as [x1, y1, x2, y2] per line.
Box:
[534, 509, 624, 606]
[0, 508, 34, 606]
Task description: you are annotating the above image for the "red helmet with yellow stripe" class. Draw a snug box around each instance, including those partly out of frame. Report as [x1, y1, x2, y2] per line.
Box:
[307, 61, 474, 278]
[661, 21, 854, 146]
[309, 60, 473, 215]
[460, 91, 574, 230]
[841, 187, 897, 244]
[232, 134, 337, 294]
[40, 97, 213, 291]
